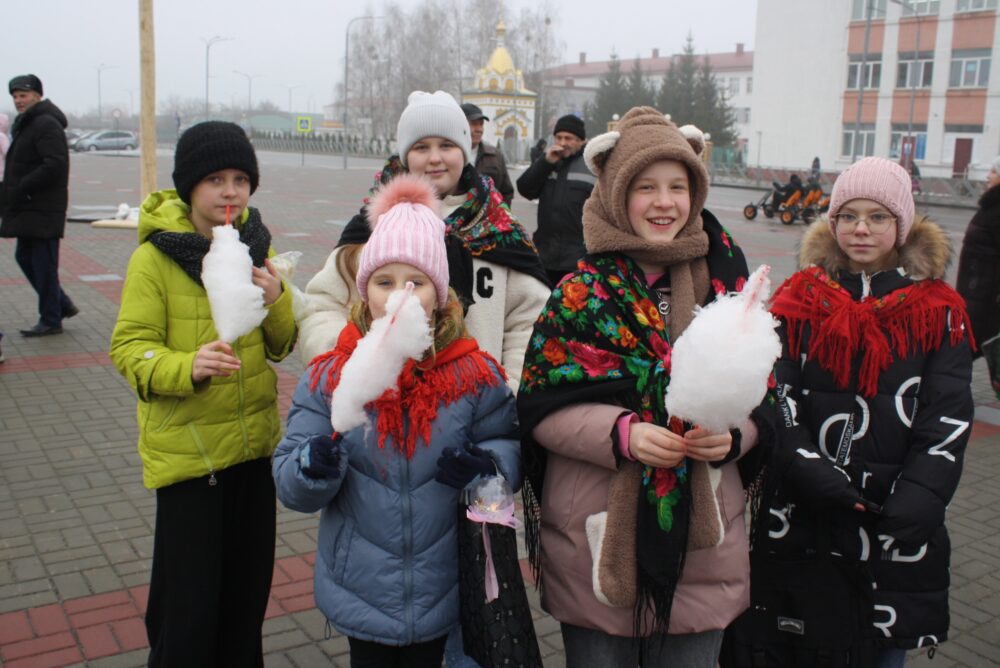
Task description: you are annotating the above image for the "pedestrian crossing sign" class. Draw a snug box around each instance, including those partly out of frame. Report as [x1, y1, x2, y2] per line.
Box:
[296, 116, 312, 133]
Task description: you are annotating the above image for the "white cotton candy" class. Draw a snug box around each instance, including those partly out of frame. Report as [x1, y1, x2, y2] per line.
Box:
[201, 225, 268, 343]
[330, 287, 433, 434]
[665, 265, 781, 433]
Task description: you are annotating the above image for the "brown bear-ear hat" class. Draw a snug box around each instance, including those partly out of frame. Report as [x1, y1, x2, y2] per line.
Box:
[583, 106, 709, 238]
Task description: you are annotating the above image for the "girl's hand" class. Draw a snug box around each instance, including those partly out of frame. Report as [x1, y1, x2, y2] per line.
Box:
[683, 426, 733, 462]
[192, 340, 240, 382]
[252, 259, 283, 306]
[630, 422, 687, 469]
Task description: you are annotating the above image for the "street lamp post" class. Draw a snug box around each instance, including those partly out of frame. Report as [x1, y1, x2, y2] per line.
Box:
[202, 35, 232, 118]
[96, 63, 115, 122]
[234, 70, 260, 111]
[850, 0, 875, 163]
[884, 0, 922, 172]
[343, 15, 382, 169]
[283, 84, 305, 114]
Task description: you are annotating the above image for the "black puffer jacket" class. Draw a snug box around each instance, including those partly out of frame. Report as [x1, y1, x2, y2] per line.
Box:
[515, 148, 593, 273]
[956, 184, 1000, 350]
[762, 219, 973, 650]
[0, 99, 69, 239]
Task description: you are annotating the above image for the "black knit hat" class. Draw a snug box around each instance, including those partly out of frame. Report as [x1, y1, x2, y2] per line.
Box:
[9, 74, 43, 96]
[172, 121, 259, 204]
[553, 114, 586, 140]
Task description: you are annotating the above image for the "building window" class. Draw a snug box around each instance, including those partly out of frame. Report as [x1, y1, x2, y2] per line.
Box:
[734, 108, 751, 124]
[889, 129, 928, 160]
[848, 61, 882, 89]
[956, 0, 998, 11]
[842, 125, 876, 157]
[728, 77, 740, 95]
[949, 50, 991, 88]
[896, 55, 933, 88]
[747, 77, 753, 93]
[902, 0, 940, 15]
[852, 0, 887, 20]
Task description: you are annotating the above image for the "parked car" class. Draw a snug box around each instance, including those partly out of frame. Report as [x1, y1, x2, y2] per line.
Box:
[74, 130, 138, 152]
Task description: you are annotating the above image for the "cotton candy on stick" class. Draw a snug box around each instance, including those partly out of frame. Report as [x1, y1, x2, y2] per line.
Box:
[665, 264, 781, 433]
[201, 205, 268, 343]
[329, 283, 434, 434]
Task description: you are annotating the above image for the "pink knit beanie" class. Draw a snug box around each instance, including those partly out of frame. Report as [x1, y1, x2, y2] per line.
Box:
[828, 156, 915, 246]
[356, 175, 449, 307]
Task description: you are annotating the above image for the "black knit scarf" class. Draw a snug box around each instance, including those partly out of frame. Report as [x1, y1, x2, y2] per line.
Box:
[148, 207, 271, 286]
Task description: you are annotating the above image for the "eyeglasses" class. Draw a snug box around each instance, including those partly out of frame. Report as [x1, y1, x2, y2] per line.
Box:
[833, 212, 896, 234]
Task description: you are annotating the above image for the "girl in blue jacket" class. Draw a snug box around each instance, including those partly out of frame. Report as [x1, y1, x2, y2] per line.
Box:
[272, 176, 521, 668]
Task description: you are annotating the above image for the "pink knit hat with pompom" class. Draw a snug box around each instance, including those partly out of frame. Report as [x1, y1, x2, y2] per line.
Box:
[356, 175, 449, 307]
[828, 157, 915, 246]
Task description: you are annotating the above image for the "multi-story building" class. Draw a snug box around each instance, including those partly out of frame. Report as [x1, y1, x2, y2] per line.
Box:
[751, 0, 1000, 178]
[538, 45, 754, 153]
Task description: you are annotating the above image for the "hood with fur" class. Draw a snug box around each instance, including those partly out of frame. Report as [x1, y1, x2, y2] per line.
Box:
[799, 215, 951, 280]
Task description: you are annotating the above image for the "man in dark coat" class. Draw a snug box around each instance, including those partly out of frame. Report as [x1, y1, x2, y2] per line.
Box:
[956, 156, 1000, 353]
[516, 114, 593, 286]
[1, 74, 78, 336]
[461, 103, 514, 206]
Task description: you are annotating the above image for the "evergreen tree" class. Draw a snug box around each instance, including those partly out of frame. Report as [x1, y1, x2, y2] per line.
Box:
[656, 35, 698, 124]
[655, 34, 738, 147]
[695, 58, 738, 147]
[624, 57, 656, 110]
[585, 53, 626, 133]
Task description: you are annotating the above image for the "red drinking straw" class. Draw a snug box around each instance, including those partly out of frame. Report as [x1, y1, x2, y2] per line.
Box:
[225, 204, 231, 226]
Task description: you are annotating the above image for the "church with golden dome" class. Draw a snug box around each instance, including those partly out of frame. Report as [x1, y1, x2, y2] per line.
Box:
[462, 19, 537, 163]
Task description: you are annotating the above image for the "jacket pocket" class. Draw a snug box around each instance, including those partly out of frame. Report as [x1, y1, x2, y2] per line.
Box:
[150, 398, 181, 433]
[331, 520, 355, 586]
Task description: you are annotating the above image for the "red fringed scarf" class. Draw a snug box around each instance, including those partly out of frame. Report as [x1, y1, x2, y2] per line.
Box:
[307, 323, 505, 459]
[770, 266, 973, 397]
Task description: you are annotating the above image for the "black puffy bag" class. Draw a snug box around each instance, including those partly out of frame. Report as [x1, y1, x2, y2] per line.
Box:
[720, 550, 877, 668]
[456, 508, 543, 668]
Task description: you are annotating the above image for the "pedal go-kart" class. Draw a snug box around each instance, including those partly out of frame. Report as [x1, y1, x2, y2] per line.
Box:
[744, 178, 829, 225]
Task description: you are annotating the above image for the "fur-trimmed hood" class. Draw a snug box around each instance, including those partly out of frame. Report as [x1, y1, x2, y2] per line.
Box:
[798, 215, 951, 280]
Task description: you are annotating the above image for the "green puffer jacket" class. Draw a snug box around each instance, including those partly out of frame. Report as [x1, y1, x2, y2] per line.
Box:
[110, 189, 297, 489]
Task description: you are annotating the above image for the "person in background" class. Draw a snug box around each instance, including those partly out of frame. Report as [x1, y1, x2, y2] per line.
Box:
[461, 102, 514, 207]
[956, 155, 1000, 351]
[516, 114, 593, 286]
[0, 111, 8, 361]
[110, 121, 297, 666]
[1, 75, 78, 337]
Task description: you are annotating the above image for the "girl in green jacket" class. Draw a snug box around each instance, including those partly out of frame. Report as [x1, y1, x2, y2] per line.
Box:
[110, 121, 297, 667]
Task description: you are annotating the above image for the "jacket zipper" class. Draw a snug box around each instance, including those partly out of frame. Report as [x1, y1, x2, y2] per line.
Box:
[234, 340, 251, 459]
[187, 424, 217, 485]
[400, 427, 415, 644]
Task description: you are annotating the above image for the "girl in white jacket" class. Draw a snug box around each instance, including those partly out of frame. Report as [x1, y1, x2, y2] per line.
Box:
[299, 91, 550, 393]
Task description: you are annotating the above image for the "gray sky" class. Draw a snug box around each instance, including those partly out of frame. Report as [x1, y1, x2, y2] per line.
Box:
[3, 0, 757, 119]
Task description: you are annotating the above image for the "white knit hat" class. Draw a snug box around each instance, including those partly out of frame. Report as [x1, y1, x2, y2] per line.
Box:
[396, 90, 472, 167]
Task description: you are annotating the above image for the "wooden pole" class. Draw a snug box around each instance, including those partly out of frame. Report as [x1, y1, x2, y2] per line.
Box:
[139, 0, 157, 199]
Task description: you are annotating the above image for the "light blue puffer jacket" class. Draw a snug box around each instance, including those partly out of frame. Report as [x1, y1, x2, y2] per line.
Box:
[272, 353, 521, 646]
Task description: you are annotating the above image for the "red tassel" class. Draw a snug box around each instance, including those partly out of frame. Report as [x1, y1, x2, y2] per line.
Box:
[306, 323, 504, 459]
[771, 267, 972, 398]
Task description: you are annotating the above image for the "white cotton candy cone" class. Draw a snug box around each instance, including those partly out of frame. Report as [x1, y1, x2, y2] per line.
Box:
[201, 225, 268, 343]
[330, 286, 433, 434]
[665, 265, 781, 433]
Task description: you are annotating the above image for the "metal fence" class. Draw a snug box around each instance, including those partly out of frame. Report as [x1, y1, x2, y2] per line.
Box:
[710, 163, 981, 209]
[250, 134, 393, 158]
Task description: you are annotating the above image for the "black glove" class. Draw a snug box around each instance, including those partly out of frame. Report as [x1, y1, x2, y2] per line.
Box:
[299, 434, 343, 480]
[435, 444, 495, 489]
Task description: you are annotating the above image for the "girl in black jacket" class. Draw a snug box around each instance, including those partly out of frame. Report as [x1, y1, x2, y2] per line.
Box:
[730, 158, 974, 668]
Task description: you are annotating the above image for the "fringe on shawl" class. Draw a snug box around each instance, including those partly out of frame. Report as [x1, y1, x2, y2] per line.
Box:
[308, 327, 504, 459]
[771, 267, 973, 397]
